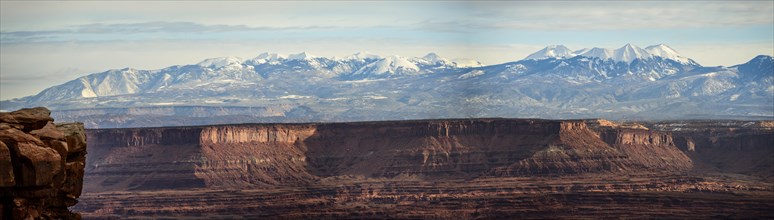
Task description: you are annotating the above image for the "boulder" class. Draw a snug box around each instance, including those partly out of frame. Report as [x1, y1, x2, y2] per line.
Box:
[57, 122, 87, 155]
[0, 107, 53, 132]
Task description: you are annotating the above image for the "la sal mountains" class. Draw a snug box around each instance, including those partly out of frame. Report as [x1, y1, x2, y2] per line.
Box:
[1, 44, 772, 128]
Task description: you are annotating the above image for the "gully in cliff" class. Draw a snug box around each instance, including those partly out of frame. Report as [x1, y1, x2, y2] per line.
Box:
[1, 107, 88, 220]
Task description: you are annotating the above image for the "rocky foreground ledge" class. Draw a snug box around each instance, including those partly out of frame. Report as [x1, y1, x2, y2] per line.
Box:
[1, 107, 87, 220]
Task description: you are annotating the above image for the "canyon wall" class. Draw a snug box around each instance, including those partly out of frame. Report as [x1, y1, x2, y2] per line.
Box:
[85, 127, 206, 191]
[84, 119, 700, 191]
[73, 118, 773, 219]
[646, 121, 774, 178]
[0, 107, 87, 220]
[196, 125, 318, 186]
[590, 121, 694, 172]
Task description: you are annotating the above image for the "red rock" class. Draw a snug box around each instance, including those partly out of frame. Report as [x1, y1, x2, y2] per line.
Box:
[0, 141, 15, 187]
[61, 161, 85, 199]
[0, 107, 87, 220]
[30, 121, 65, 141]
[56, 122, 87, 154]
[72, 118, 773, 219]
[0, 107, 53, 132]
[13, 142, 61, 186]
[0, 125, 45, 146]
[82, 119, 699, 191]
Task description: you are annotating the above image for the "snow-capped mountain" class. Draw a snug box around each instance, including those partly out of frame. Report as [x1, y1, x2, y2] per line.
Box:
[611, 43, 652, 63]
[197, 56, 243, 69]
[287, 52, 316, 61]
[515, 44, 701, 82]
[421, 53, 443, 63]
[1, 45, 771, 128]
[525, 45, 575, 60]
[247, 53, 285, 65]
[350, 55, 421, 77]
[527, 43, 699, 65]
[344, 51, 381, 61]
[645, 44, 693, 64]
[576, 48, 613, 60]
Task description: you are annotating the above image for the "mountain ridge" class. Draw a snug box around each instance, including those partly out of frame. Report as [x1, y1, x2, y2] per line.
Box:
[2, 44, 729, 102]
[1, 44, 772, 128]
[525, 43, 699, 65]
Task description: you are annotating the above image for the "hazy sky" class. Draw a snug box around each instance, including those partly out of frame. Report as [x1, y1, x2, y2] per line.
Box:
[1, 1, 773, 100]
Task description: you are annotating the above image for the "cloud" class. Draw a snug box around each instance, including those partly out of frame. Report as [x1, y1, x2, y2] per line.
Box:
[400, 1, 774, 34]
[3, 1, 772, 44]
[415, 20, 478, 33]
[1, 1, 772, 100]
[73, 21, 339, 34]
[463, 1, 774, 31]
[1, 21, 345, 44]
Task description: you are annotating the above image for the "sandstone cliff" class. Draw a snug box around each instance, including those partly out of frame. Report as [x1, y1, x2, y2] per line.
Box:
[588, 119, 693, 172]
[84, 119, 695, 191]
[73, 118, 774, 219]
[646, 121, 774, 179]
[0, 107, 87, 220]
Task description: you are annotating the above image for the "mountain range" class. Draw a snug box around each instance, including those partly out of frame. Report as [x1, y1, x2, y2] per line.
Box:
[1, 43, 772, 128]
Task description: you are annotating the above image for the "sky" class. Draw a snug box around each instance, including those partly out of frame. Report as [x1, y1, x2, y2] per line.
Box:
[1, 1, 773, 100]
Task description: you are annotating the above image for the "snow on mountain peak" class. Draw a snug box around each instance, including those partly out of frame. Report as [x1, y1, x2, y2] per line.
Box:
[345, 51, 381, 60]
[573, 48, 591, 55]
[525, 45, 575, 60]
[612, 43, 652, 63]
[250, 52, 286, 64]
[526, 43, 694, 64]
[422, 53, 451, 64]
[287, 52, 316, 61]
[197, 56, 243, 69]
[422, 52, 442, 61]
[578, 47, 614, 60]
[645, 44, 691, 63]
[255, 52, 285, 60]
[451, 58, 483, 67]
[353, 55, 420, 75]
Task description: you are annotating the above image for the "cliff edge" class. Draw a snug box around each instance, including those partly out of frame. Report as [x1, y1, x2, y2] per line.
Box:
[84, 119, 695, 191]
[1, 107, 87, 220]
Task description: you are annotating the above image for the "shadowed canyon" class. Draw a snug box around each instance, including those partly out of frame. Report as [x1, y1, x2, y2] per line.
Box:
[70, 118, 773, 219]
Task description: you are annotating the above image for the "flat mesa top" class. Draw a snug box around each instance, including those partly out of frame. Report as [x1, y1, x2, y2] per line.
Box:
[83, 118, 589, 130]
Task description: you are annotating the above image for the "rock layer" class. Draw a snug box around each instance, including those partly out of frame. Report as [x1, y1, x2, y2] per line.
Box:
[84, 119, 694, 191]
[73, 176, 774, 219]
[0, 107, 88, 220]
[73, 118, 773, 218]
[646, 120, 774, 179]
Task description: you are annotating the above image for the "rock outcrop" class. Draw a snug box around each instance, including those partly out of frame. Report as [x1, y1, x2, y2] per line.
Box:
[588, 120, 693, 172]
[0, 107, 87, 220]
